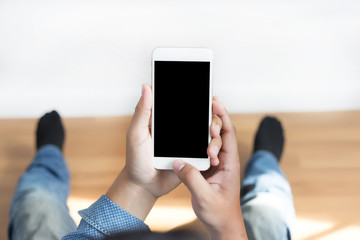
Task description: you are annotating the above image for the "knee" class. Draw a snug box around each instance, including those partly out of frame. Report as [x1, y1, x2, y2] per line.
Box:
[10, 189, 71, 240]
[12, 189, 60, 225]
[242, 202, 291, 240]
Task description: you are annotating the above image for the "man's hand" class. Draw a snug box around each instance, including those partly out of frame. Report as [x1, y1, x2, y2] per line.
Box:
[173, 98, 248, 240]
[124, 84, 181, 199]
[106, 84, 223, 221]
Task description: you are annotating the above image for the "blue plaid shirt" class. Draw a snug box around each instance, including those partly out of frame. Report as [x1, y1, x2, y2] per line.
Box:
[62, 195, 150, 239]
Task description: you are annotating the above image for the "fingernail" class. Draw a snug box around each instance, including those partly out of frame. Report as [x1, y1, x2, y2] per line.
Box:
[211, 146, 219, 155]
[212, 158, 219, 166]
[173, 160, 185, 172]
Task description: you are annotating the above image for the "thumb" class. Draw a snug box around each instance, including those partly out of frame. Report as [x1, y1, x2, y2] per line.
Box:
[131, 84, 152, 130]
[173, 160, 211, 199]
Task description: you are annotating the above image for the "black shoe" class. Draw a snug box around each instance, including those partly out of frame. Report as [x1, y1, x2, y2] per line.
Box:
[253, 116, 284, 162]
[36, 110, 65, 151]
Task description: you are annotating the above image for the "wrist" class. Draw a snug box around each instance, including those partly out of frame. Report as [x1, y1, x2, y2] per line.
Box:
[106, 169, 157, 221]
[209, 208, 248, 240]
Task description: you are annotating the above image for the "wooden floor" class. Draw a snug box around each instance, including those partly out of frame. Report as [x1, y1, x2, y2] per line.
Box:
[1, 111, 360, 239]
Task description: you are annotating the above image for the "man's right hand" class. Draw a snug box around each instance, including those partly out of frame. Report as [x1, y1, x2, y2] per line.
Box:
[173, 98, 248, 240]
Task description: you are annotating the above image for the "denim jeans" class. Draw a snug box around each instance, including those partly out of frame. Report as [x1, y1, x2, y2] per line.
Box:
[241, 150, 296, 240]
[8, 145, 76, 240]
[8, 146, 295, 240]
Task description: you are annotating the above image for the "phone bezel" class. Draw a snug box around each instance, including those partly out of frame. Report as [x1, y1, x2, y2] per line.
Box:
[151, 47, 213, 171]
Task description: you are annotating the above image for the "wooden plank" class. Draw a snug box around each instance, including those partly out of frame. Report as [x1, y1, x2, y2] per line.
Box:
[0, 111, 359, 239]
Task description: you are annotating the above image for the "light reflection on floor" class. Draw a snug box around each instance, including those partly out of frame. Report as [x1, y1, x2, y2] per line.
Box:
[68, 197, 94, 225]
[292, 218, 334, 239]
[293, 217, 360, 240]
[317, 226, 360, 240]
[68, 196, 197, 231]
[68, 197, 360, 239]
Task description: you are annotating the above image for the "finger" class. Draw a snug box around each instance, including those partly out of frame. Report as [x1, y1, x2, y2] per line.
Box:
[212, 100, 239, 168]
[210, 115, 222, 138]
[173, 160, 211, 199]
[148, 85, 153, 130]
[212, 100, 234, 135]
[148, 112, 152, 134]
[212, 101, 237, 148]
[210, 157, 219, 166]
[130, 84, 152, 131]
[207, 135, 222, 160]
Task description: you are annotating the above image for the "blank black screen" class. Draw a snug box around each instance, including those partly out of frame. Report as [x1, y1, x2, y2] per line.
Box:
[154, 61, 210, 158]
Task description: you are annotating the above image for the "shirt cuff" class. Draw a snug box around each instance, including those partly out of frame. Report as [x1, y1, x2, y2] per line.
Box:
[78, 195, 150, 236]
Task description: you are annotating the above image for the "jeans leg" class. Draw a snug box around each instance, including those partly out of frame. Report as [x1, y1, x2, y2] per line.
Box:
[9, 145, 77, 240]
[240, 150, 295, 240]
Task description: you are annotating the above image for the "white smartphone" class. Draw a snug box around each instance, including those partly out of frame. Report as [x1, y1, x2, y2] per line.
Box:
[152, 47, 213, 170]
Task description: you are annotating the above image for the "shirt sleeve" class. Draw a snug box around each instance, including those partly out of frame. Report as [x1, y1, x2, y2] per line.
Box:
[62, 195, 150, 240]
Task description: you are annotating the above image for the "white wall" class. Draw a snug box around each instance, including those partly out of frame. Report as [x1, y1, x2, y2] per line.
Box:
[1, 0, 359, 118]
